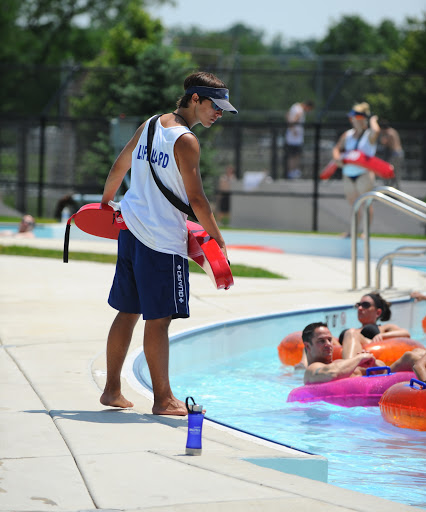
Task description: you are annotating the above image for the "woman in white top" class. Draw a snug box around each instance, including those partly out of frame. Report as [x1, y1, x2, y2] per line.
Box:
[332, 102, 380, 237]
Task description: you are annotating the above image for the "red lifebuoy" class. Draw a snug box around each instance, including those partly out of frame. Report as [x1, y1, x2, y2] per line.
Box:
[364, 337, 424, 365]
[379, 378, 426, 431]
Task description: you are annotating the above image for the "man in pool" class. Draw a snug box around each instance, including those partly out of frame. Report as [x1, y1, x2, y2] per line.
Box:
[99, 71, 237, 415]
[0, 214, 35, 238]
[302, 322, 425, 385]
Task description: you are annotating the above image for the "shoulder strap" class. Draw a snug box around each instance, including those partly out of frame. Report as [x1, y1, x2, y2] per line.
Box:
[147, 114, 197, 220]
[354, 129, 367, 150]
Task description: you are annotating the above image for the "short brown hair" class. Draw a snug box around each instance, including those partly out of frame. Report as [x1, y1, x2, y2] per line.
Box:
[302, 322, 328, 344]
[177, 72, 227, 109]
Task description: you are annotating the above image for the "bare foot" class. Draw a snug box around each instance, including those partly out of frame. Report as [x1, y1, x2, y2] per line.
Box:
[152, 397, 188, 416]
[100, 391, 134, 409]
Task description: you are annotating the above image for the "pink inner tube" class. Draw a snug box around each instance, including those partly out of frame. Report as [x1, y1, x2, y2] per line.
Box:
[287, 371, 416, 407]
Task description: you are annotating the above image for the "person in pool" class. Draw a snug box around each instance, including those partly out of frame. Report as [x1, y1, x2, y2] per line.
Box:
[0, 214, 35, 238]
[339, 293, 410, 359]
[302, 322, 424, 385]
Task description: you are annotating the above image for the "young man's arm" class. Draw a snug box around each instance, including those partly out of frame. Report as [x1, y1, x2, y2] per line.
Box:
[175, 133, 227, 260]
[304, 352, 377, 384]
[101, 123, 146, 204]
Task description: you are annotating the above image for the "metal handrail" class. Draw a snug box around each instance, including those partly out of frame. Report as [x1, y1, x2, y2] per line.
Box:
[351, 189, 426, 290]
[373, 186, 426, 212]
[375, 245, 426, 290]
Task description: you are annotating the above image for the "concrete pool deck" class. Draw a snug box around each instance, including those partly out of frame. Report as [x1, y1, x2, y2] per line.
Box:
[1, 236, 425, 512]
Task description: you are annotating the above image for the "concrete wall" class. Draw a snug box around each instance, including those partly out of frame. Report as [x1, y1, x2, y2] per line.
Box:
[229, 180, 426, 235]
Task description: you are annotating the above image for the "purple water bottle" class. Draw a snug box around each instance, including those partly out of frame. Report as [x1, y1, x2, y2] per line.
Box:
[185, 397, 204, 455]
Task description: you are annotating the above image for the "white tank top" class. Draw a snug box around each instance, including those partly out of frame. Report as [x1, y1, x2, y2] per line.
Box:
[343, 128, 377, 178]
[285, 103, 305, 145]
[120, 115, 193, 258]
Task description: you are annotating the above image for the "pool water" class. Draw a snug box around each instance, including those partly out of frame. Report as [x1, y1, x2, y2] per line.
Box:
[0, 223, 106, 241]
[134, 301, 426, 509]
[171, 348, 426, 508]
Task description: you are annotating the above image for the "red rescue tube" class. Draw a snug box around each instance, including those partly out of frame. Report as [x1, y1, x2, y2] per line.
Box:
[379, 378, 426, 431]
[320, 152, 395, 180]
[187, 221, 233, 290]
[63, 204, 234, 290]
[364, 337, 424, 365]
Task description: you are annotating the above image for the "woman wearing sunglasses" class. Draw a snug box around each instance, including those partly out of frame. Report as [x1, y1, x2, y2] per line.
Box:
[340, 292, 410, 358]
[332, 102, 380, 238]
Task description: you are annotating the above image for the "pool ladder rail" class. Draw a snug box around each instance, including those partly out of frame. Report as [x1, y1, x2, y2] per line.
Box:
[351, 186, 426, 290]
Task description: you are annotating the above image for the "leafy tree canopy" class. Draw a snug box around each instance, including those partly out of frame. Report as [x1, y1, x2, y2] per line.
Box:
[367, 16, 426, 122]
[0, 0, 173, 65]
[315, 15, 403, 55]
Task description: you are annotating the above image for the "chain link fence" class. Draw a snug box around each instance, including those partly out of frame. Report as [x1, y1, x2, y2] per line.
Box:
[1, 62, 425, 220]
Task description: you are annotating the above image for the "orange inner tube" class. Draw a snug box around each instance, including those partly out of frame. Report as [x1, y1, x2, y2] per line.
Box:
[277, 331, 303, 366]
[364, 337, 424, 365]
[277, 331, 342, 366]
[379, 379, 426, 431]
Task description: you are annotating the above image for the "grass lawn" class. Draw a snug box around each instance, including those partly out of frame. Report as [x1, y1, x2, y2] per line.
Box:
[0, 244, 285, 279]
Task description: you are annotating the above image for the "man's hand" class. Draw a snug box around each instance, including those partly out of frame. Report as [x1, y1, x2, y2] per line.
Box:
[356, 352, 376, 368]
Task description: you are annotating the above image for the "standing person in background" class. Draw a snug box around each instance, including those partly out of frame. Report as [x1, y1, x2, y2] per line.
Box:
[378, 119, 403, 189]
[332, 102, 380, 238]
[410, 291, 426, 302]
[99, 71, 237, 415]
[284, 100, 314, 179]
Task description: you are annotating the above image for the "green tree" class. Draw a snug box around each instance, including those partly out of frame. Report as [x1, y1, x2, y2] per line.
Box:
[366, 17, 426, 122]
[168, 22, 267, 64]
[316, 15, 400, 55]
[0, 0, 173, 114]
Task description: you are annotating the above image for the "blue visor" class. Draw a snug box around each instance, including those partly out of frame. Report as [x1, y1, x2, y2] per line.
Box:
[347, 110, 368, 118]
[185, 86, 238, 114]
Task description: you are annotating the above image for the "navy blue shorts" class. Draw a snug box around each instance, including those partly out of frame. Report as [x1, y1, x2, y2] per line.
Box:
[108, 229, 190, 320]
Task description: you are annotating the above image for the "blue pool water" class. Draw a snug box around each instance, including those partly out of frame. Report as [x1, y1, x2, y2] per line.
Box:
[134, 300, 426, 509]
[0, 222, 109, 242]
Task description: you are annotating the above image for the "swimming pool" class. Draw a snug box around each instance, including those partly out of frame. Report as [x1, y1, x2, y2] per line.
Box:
[133, 299, 426, 509]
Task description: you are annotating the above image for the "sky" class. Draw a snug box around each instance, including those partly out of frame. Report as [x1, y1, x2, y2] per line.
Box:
[147, 0, 425, 42]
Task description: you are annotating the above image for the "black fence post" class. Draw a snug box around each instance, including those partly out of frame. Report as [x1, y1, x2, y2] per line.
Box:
[270, 126, 278, 180]
[235, 124, 242, 179]
[37, 115, 46, 217]
[312, 121, 321, 232]
[17, 120, 28, 213]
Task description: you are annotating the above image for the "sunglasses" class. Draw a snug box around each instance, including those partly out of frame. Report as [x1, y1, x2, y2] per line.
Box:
[211, 100, 222, 112]
[355, 301, 374, 309]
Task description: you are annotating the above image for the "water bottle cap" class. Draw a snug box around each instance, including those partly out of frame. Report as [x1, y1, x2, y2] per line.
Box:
[185, 396, 203, 413]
